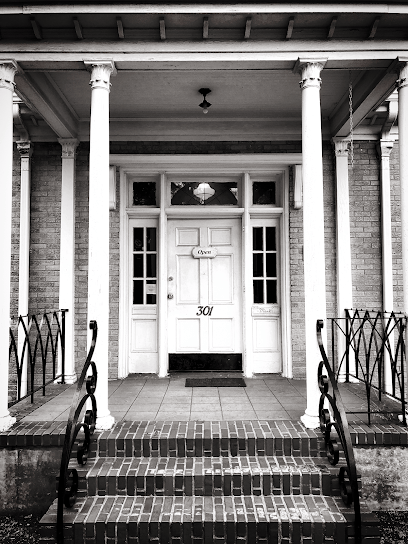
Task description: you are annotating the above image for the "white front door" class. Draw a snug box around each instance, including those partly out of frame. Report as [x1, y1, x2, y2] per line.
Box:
[167, 218, 242, 370]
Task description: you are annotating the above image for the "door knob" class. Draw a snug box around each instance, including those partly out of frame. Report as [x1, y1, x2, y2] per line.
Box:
[168, 293, 174, 299]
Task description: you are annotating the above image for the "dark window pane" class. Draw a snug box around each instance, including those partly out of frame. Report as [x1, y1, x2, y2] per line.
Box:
[253, 181, 276, 205]
[133, 228, 144, 251]
[253, 254, 263, 277]
[133, 182, 156, 206]
[253, 280, 264, 304]
[171, 182, 238, 205]
[146, 254, 157, 278]
[266, 253, 277, 277]
[253, 227, 263, 251]
[266, 280, 277, 303]
[265, 227, 276, 251]
[146, 228, 157, 251]
[133, 254, 143, 278]
[146, 280, 157, 305]
[133, 280, 143, 304]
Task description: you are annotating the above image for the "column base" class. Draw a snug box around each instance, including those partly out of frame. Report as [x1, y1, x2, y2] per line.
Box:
[0, 414, 16, 432]
[96, 413, 115, 430]
[63, 373, 77, 385]
[300, 412, 320, 430]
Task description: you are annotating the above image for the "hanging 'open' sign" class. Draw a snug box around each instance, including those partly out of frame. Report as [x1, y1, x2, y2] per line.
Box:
[192, 247, 218, 259]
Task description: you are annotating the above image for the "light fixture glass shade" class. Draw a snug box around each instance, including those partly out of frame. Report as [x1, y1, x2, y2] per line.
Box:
[193, 182, 215, 203]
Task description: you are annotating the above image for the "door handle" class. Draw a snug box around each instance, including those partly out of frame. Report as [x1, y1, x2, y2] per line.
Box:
[168, 293, 174, 300]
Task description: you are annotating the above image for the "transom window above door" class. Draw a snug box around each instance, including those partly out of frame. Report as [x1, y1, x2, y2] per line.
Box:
[171, 180, 238, 206]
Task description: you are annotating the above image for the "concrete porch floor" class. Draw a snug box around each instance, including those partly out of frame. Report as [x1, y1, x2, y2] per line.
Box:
[9, 372, 404, 425]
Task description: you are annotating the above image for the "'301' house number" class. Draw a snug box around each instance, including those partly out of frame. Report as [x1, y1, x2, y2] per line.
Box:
[196, 306, 214, 316]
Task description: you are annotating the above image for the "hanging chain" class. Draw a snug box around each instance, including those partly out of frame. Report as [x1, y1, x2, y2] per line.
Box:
[348, 74, 354, 169]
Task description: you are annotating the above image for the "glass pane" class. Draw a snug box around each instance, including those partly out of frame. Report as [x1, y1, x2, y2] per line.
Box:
[266, 280, 277, 304]
[133, 182, 156, 206]
[133, 228, 144, 251]
[253, 254, 263, 277]
[146, 228, 157, 251]
[253, 227, 263, 251]
[133, 280, 143, 304]
[146, 280, 157, 305]
[253, 182, 276, 205]
[266, 227, 276, 251]
[266, 253, 277, 278]
[171, 182, 238, 205]
[133, 254, 143, 278]
[146, 254, 157, 278]
[253, 280, 264, 304]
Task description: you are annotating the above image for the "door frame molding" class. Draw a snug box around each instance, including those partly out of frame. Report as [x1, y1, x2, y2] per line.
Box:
[114, 153, 301, 378]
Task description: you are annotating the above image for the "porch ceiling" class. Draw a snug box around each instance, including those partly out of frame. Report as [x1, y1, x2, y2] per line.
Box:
[3, 5, 404, 142]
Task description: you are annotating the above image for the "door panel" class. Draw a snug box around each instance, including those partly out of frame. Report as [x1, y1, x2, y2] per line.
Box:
[168, 218, 242, 367]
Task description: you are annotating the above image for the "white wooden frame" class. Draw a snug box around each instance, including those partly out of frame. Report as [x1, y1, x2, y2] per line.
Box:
[114, 154, 301, 378]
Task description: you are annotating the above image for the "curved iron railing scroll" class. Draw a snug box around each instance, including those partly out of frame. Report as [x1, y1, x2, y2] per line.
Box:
[57, 320, 98, 544]
[317, 319, 361, 544]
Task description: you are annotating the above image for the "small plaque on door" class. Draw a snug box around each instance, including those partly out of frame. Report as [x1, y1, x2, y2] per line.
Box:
[146, 284, 157, 295]
[192, 246, 218, 259]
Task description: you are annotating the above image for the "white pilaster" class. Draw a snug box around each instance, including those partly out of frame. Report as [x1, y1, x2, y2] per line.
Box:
[0, 61, 18, 431]
[295, 59, 328, 429]
[377, 139, 395, 394]
[333, 139, 353, 381]
[85, 60, 116, 430]
[17, 140, 33, 398]
[158, 173, 168, 377]
[397, 61, 408, 316]
[58, 138, 79, 384]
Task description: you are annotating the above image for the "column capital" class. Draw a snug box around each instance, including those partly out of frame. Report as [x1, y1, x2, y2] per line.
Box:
[0, 60, 18, 91]
[58, 138, 79, 158]
[16, 140, 33, 159]
[84, 60, 116, 92]
[332, 138, 349, 157]
[377, 139, 395, 158]
[293, 58, 327, 90]
[397, 61, 408, 90]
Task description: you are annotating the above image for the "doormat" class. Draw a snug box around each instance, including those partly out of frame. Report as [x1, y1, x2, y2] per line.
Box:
[185, 377, 246, 387]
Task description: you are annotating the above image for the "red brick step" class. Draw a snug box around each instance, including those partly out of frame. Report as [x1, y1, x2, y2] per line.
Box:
[73, 455, 333, 498]
[40, 493, 359, 544]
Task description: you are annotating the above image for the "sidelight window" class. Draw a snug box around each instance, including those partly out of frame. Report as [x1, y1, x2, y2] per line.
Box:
[252, 226, 277, 304]
[132, 227, 157, 305]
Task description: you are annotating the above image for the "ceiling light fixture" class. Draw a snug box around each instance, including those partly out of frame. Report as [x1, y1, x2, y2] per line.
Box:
[198, 88, 212, 114]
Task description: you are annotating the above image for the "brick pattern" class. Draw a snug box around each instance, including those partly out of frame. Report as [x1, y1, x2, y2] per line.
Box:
[390, 142, 403, 311]
[2, 419, 407, 449]
[75, 455, 331, 498]
[41, 494, 351, 544]
[0, 418, 386, 543]
[349, 142, 382, 311]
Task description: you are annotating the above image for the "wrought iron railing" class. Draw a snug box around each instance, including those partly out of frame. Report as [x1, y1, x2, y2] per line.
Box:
[9, 309, 67, 406]
[317, 319, 361, 544]
[57, 320, 98, 544]
[330, 309, 407, 425]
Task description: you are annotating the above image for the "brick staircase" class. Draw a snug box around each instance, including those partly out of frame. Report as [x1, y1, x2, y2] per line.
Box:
[39, 420, 380, 543]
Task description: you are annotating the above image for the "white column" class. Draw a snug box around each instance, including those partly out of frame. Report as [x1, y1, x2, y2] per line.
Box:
[85, 60, 116, 430]
[377, 139, 395, 394]
[0, 61, 18, 431]
[333, 139, 353, 382]
[16, 141, 33, 397]
[398, 62, 408, 316]
[296, 59, 328, 429]
[158, 173, 168, 377]
[58, 139, 79, 384]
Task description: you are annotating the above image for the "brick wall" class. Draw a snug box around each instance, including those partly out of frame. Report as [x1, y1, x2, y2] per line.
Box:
[349, 142, 382, 311]
[390, 142, 403, 311]
[9, 139, 391, 384]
